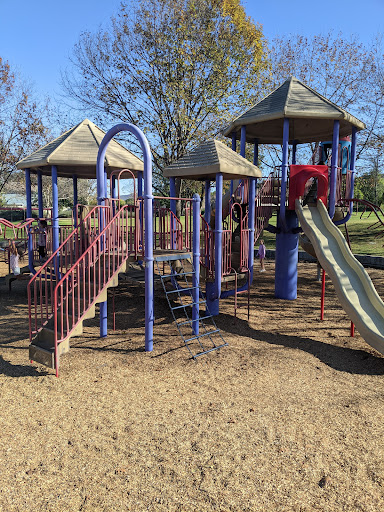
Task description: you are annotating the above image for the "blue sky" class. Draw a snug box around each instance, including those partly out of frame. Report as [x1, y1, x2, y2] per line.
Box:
[0, 0, 383, 101]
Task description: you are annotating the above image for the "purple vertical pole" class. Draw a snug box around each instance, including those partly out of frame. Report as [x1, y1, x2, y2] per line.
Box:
[204, 180, 211, 225]
[240, 125, 247, 202]
[51, 166, 59, 254]
[275, 118, 299, 300]
[329, 120, 340, 220]
[230, 132, 237, 197]
[279, 118, 290, 223]
[73, 175, 78, 227]
[253, 139, 259, 166]
[25, 168, 34, 272]
[192, 193, 200, 335]
[335, 127, 357, 225]
[248, 177, 256, 283]
[240, 125, 246, 157]
[253, 139, 259, 196]
[170, 177, 176, 250]
[349, 127, 357, 208]
[206, 173, 223, 316]
[137, 170, 143, 248]
[37, 170, 43, 219]
[292, 141, 297, 165]
[52, 165, 60, 279]
[97, 124, 153, 350]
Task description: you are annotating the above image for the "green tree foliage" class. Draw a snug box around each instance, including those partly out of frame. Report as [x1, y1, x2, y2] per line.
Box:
[62, 0, 268, 197]
[354, 156, 384, 206]
[0, 57, 50, 196]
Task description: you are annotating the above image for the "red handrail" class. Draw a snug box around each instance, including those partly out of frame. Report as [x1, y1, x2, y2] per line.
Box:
[52, 205, 137, 358]
[28, 205, 109, 340]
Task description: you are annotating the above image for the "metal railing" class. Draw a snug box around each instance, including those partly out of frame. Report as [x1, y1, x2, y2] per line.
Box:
[28, 205, 115, 340]
[52, 205, 136, 348]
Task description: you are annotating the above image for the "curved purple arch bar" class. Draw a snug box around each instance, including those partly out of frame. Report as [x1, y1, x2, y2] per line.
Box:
[96, 123, 154, 352]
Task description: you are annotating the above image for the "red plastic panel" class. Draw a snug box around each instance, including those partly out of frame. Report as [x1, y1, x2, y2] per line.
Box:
[288, 165, 329, 210]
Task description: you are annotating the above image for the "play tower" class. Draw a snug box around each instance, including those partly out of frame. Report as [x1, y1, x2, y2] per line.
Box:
[15, 76, 384, 376]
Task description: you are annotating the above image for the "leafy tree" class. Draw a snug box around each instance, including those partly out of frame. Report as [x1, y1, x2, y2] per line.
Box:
[354, 156, 384, 206]
[258, 32, 384, 171]
[62, 0, 268, 202]
[0, 57, 50, 196]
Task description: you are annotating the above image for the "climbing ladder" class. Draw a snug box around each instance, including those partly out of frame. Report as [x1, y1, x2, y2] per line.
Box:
[156, 253, 227, 358]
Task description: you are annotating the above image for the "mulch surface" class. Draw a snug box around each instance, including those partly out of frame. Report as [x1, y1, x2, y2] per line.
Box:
[0, 260, 384, 511]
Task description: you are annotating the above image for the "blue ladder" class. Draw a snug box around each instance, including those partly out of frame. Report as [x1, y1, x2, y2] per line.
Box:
[155, 253, 227, 359]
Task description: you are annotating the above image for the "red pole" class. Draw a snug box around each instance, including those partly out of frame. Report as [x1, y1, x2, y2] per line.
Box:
[320, 269, 325, 320]
[350, 321, 355, 337]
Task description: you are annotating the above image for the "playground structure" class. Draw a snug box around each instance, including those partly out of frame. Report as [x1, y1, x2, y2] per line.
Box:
[5, 76, 384, 375]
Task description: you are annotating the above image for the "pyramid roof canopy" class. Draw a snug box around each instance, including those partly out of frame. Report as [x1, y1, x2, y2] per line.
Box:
[222, 77, 366, 144]
[17, 119, 144, 178]
[163, 139, 262, 181]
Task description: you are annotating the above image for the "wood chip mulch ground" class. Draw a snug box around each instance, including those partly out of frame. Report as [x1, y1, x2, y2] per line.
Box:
[0, 260, 384, 511]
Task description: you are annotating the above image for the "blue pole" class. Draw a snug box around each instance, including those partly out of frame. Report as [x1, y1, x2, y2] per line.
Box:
[279, 118, 290, 225]
[292, 141, 297, 165]
[240, 125, 246, 157]
[204, 180, 211, 225]
[52, 165, 60, 279]
[97, 124, 153, 350]
[206, 173, 223, 316]
[192, 193, 200, 335]
[253, 139, 259, 166]
[329, 120, 340, 220]
[335, 126, 357, 225]
[37, 170, 43, 219]
[51, 166, 59, 253]
[275, 118, 299, 300]
[170, 177, 176, 250]
[137, 171, 143, 198]
[253, 139, 259, 195]
[73, 175, 78, 228]
[25, 168, 34, 272]
[104, 171, 108, 201]
[138, 170, 143, 246]
[230, 132, 237, 197]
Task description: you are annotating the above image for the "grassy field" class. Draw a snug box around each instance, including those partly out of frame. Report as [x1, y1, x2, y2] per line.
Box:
[261, 210, 384, 257]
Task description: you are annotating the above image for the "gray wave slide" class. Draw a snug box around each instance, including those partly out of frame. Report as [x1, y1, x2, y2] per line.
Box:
[295, 199, 384, 355]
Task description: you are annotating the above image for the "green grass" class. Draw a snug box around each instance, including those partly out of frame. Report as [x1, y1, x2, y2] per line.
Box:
[261, 211, 384, 256]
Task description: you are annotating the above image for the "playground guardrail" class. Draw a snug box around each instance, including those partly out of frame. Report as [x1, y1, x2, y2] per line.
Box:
[28, 204, 116, 340]
[52, 205, 136, 352]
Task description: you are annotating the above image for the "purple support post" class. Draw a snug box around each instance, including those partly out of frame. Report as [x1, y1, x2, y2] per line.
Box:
[279, 118, 290, 224]
[329, 120, 340, 220]
[206, 173, 223, 315]
[292, 141, 297, 165]
[335, 126, 357, 225]
[37, 170, 43, 219]
[97, 124, 153, 350]
[170, 177, 176, 250]
[240, 125, 246, 201]
[253, 139, 259, 166]
[192, 193, 200, 335]
[25, 168, 34, 273]
[204, 180, 211, 225]
[51, 166, 59, 254]
[137, 170, 143, 246]
[275, 118, 299, 300]
[253, 139, 259, 195]
[73, 175, 78, 227]
[230, 132, 237, 196]
[240, 125, 246, 157]
[52, 165, 60, 278]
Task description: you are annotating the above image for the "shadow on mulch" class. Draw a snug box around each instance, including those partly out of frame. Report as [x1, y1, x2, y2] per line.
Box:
[0, 355, 47, 378]
[218, 312, 384, 376]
